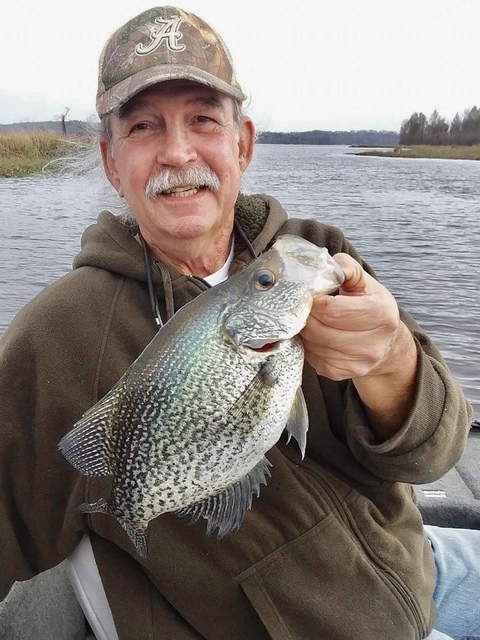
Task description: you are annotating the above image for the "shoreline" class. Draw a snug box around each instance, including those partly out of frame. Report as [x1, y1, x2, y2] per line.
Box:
[2, 135, 480, 178]
[351, 145, 480, 161]
[0, 132, 85, 178]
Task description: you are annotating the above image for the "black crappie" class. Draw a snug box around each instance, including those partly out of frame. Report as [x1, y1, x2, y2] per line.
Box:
[59, 235, 344, 557]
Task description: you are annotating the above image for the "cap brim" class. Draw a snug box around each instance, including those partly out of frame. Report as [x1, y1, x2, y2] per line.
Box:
[96, 65, 246, 116]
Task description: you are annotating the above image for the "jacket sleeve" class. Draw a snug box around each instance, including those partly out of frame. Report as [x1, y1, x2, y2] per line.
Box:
[344, 307, 472, 483]
[0, 285, 99, 601]
[279, 216, 473, 484]
[336, 234, 472, 483]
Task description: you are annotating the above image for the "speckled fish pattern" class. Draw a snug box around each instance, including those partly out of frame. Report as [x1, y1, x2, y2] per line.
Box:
[58, 235, 344, 557]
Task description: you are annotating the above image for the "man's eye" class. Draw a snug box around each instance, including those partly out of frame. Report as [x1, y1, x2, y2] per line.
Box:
[195, 115, 215, 125]
[127, 122, 151, 135]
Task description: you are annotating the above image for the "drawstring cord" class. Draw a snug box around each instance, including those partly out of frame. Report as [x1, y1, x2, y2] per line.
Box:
[234, 217, 258, 259]
[139, 232, 164, 329]
[156, 261, 175, 322]
[139, 218, 258, 330]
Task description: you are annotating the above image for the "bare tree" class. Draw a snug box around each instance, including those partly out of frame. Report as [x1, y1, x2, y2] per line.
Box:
[461, 106, 480, 145]
[449, 113, 462, 143]
[399, 112, 427, 145]
[55, 107, 71, 135]
[425, 110, 449, 145]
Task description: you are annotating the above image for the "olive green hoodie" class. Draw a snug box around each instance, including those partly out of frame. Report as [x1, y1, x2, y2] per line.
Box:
[0, 194, 472, 639]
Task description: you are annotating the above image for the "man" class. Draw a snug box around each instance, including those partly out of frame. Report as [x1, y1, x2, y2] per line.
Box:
[0, 6, 478, 640]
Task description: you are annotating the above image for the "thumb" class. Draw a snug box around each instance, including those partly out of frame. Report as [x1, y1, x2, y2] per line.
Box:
[333, 253, 371, 295]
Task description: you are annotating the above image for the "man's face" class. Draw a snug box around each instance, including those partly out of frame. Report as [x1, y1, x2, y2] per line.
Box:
[101, 81, 254, 248]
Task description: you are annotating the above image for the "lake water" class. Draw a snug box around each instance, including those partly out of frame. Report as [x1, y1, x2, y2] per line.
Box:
[1, 145, 479, 417]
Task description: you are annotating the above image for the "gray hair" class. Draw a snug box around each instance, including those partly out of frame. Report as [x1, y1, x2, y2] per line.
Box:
[43, 118, 135, 227]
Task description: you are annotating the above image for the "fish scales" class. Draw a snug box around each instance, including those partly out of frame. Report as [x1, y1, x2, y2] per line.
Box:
[118, 316, 302, 513]
[59, 234, 345, 557]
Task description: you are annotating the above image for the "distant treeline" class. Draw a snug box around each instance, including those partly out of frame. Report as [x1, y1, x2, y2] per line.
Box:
[400, 107, 480, 146]
[1, 121, 399, 147]
[0, 120, 88, 135]
[257, 129, 398, 146]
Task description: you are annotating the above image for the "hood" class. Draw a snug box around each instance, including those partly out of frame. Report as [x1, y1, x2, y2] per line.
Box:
[72, 193, 289, 282]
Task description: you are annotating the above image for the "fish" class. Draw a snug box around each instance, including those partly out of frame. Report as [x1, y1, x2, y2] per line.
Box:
[58, 234, 345, 557]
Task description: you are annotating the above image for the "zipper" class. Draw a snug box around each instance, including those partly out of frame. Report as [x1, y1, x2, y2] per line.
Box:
[299, 461, 427, 639]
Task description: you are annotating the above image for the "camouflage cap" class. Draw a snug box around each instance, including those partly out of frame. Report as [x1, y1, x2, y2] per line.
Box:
[96, 6, 246, 117]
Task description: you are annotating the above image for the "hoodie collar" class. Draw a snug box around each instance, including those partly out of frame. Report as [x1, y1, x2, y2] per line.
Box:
[72, 193, 288, 321]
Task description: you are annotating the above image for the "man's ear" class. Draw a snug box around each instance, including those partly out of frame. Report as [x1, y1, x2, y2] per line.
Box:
[238, 117, 256, 173]
[100, 140, 124, 197]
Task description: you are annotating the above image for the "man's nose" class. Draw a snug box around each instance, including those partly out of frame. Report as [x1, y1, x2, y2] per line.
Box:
[156, 125, 197, 167]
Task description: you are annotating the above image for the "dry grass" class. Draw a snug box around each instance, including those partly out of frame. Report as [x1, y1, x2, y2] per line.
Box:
[355, 145, 480, 160]
[0, 131, 86, 177]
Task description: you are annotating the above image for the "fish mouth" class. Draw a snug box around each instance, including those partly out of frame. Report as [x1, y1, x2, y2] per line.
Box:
[241, 339, 279, 352]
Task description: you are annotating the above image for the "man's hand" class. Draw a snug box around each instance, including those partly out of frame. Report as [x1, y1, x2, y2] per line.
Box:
[300, 253, 418, 437]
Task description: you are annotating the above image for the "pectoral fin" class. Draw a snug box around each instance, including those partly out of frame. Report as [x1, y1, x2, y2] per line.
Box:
[285, 388, 309, 459]
[227, 361, 278, 423]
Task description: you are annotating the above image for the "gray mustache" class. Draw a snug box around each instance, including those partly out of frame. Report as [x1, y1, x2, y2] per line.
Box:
[145, 166, 221, 199]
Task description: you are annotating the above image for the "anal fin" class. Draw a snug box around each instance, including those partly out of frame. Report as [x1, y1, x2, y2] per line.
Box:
[177, 456, 272, 538]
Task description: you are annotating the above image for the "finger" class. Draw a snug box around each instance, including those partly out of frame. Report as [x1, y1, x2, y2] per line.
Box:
[301, 334, 374, 380]
[333, 253, 381, 295]
[300, 304, 377, 349]
[305, 292, 391, 332]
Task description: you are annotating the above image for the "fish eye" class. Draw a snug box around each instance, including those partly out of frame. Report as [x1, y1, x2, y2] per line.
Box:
[251, 269, 276, 291]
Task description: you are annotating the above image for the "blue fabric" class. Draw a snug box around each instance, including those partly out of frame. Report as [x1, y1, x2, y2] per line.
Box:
[426, 632, 458, 640]
[424, 525, 480, 640]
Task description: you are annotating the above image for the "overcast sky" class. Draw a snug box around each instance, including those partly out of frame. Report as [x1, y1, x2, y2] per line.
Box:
[1, 0, 479, 132]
